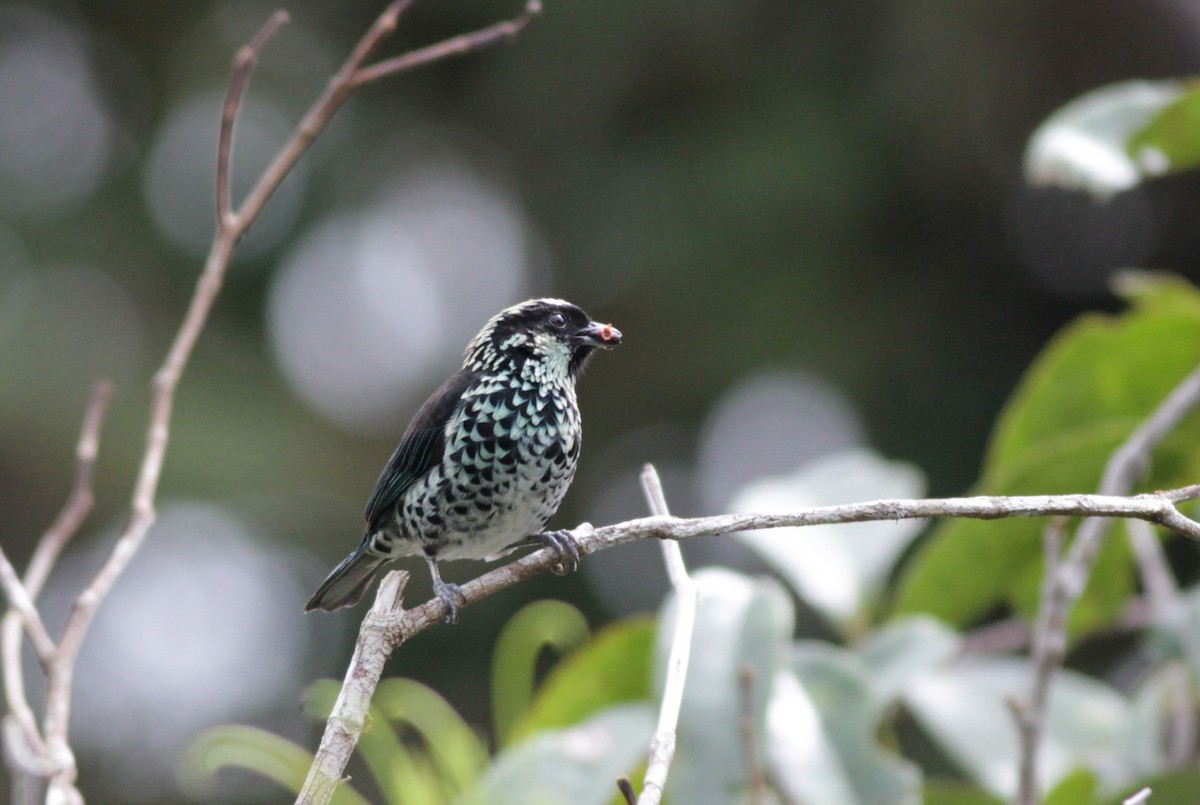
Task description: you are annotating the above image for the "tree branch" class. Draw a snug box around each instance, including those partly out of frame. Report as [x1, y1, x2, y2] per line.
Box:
[217, 10, 291, 225]
[0, 552, 53, 665]
[1014, 362, 1200, 805]
[634, 464, 696, 805]
[303, 482, 1200, 799]
[297, 571, 410, 804]
[36, 15, 294, 798]
[2, 382, 110, 801]
[2, 4, 540, 801]
[351, 0, 541, 86]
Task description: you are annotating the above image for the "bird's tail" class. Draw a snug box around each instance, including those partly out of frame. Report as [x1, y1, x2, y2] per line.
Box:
[305, 545, 387, 612]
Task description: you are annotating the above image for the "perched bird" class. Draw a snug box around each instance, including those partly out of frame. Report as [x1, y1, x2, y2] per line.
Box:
[305, 298, 622, 622]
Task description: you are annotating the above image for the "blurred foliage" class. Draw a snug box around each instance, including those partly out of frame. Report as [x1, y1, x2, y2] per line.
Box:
[896, 274, 1200, 633]
[1025, 76, 1200, 198]
[184, 601, 653, 805]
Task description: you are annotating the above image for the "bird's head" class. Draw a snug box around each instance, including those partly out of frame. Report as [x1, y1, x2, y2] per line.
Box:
[464, 298, 622, 380]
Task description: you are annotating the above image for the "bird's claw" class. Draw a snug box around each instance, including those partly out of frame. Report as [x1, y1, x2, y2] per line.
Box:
[540, 529, 581, 575]
[434, 579, 467, 624]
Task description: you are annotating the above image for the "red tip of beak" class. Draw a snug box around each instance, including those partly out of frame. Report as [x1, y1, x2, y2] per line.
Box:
[600, 323, 616, 341]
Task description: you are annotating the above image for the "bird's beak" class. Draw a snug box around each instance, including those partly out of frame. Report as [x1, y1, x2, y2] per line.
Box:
[574, 321, 623, 349]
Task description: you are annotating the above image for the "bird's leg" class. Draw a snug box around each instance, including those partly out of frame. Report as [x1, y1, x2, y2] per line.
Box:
[424, 553, 466, 624]
[539, 529, 581, 576]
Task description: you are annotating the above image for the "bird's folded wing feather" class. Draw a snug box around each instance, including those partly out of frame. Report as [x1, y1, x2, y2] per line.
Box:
[363, 368, 478, 530]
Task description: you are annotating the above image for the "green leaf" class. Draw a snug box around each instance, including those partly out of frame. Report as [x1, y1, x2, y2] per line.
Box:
[464, 703, 655, 805]
[510, 618, 655, 745]
[179, 725, 370, 805]
[1024, 79, 1194, 198]
[1127, 79, 1200, 180]
[659, 568, 795, 804]
[987, 280, 1200, 472]
[1044, 768, 1098, 805]
[491, 600, 590, 748]
[922, 781, 1005, 805]
[305, 678, 484, 805]
[895, 277, 1200, 631]
[1106, 771, 1200, 805]
[373, 678, 490, 796]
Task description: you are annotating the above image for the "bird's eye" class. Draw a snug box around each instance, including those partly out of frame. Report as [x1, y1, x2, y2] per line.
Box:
[548, 312, 567, 328]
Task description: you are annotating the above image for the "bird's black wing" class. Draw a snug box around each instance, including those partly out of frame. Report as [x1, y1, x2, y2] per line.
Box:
[363, 368, 477, 532]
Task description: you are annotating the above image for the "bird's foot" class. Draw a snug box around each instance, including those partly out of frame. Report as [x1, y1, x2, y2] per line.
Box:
[540, 529, 582, 575]
[433, 578, 467, 624]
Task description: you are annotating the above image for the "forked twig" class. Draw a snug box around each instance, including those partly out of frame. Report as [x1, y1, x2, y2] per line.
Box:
[1014, 362, 1200, 805]
[1, 382, 111, 794]
[0, 4, 539, 801]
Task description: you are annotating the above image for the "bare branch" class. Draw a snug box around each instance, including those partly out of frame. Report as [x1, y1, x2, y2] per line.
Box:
[739, 666, 765, 805]
[1014, 519, 1066, 805]
[229, 1, 536, 240]
[303, 477, 1200, 795]
[352, 0, 541, 86]
[230, 1, 408, 233]
[0, 550, 54, 664]
[378, 486, 1200, 631]
[2, 381, 111, 800]
[1125, 787, 1152, 805]
[3, 2, 539, 799]
[217, 10, 290, 225]
[11, 4, 538, 799]
[1015, 362, 1200, 805]
[636, 464, 696, 805]
[297, 571, 410, 805]
[20, 381, 113, 600]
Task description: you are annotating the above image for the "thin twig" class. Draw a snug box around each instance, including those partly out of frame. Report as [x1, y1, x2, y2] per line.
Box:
[0, 551, 54, 664]
[635, 464, 697, 805]
[18, 382, 113, 601]
[1014, 519, 1066, 805]
[217, 10, 290, 225]
[233, 0, 537, 233]
[1124, 787, 1152, 805]
[1126, 519, 1179, 615]
[230, 0, 410, 234]
[739, 665, 765, 805]
[303, 482, 1200, 794]
[1125, 518, 1194, 767]
[1014, 362, 1200, 805]
[14, 3, 538, 799]
[37, 16, 292, 798]
[352, 0, 541, 86]
[348, 486, 1200, 636]
[5, 3, 540, 800]
[1, 381, 110, 800]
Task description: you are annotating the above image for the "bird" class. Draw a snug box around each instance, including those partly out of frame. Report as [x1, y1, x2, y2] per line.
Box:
[305, 298, 622, 622]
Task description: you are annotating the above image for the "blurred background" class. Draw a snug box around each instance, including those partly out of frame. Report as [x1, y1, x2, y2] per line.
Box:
[3, 0, 1200, 801]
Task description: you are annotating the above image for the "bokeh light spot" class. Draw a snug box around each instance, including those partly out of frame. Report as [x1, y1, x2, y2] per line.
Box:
[0, 3, 115, 216]
[697, 371, 865, 510]
[44, 503, 314, 802]
[143, 91, 307, 259]
[268, 161, 531, 433]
